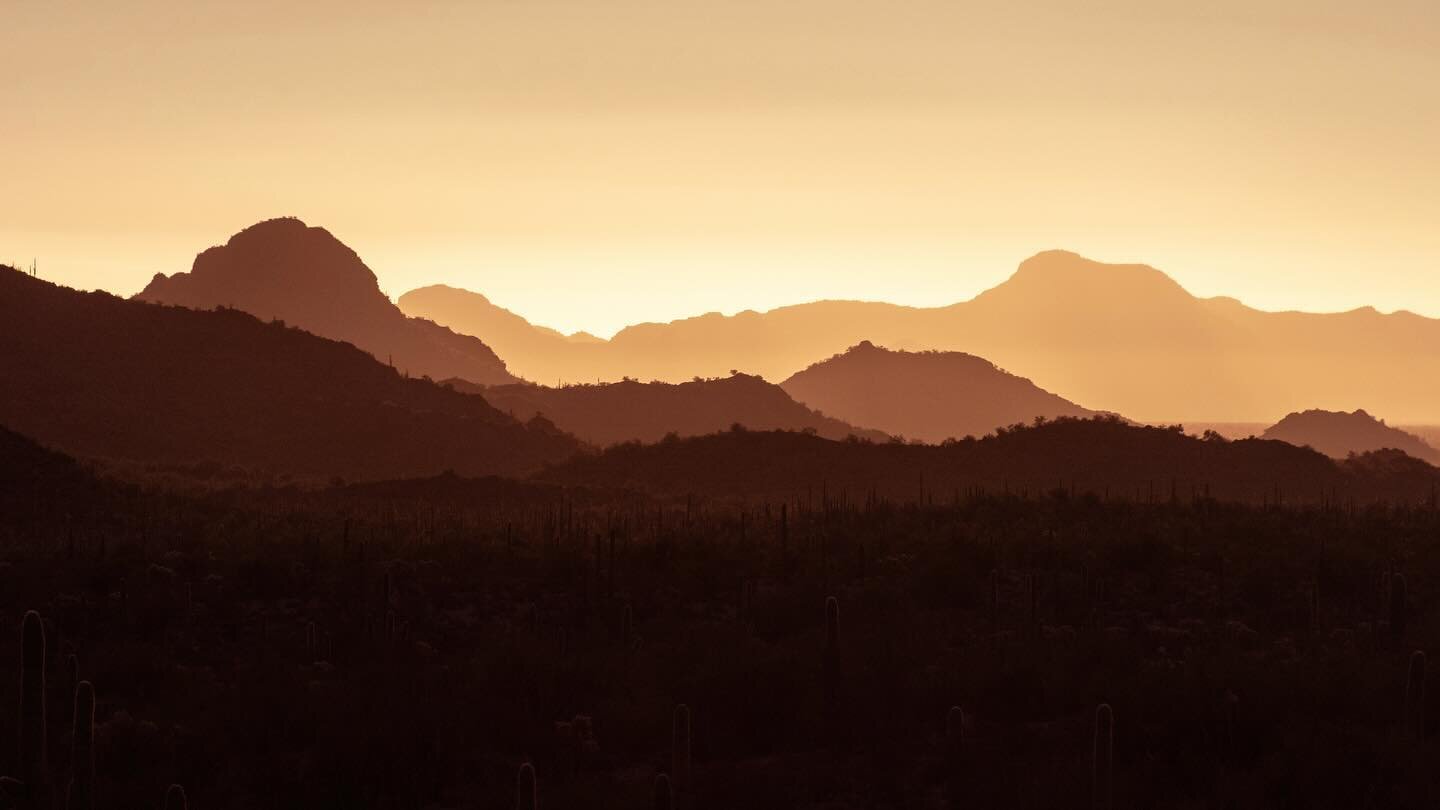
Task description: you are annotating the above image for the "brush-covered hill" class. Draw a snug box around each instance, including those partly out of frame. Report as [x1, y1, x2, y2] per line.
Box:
[0, 266, 577, 480]
[1262, 409, 1440, 465]
[539, 415, 1440, 505]
[443, 373, 887, 446]
[137, 218, 516, 384]
[780, 341, 1094, 442]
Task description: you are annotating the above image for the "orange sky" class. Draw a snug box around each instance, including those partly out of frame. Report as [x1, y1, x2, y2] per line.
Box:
[3, 1, 1437, 337]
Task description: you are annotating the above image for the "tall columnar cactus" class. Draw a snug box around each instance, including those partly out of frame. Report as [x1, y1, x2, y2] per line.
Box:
[20, 610, 47, 793]
[654, 773, 674, 810]
[824, 596, 841, 736]
[516, 762, 537, 810]
[1093, 703, 1114, 810]
[672, 704, 692, 807]
[945, 705, 966, 810]
[68, 681, 95, 810]
[164, 784, 188, 810]
[1406, 650, 1427, 742]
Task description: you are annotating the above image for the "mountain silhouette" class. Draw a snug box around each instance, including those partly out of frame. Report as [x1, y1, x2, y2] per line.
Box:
[0, 266, 576, 480]
[780, 341, 1094, 442]
[1261, 408, 1440, 464]
[137, 218, 516, 384]
[400, 249, 1440, 423]
[443, 373, 888, 446]
[399, 285, 605, 383]
[542, 415, 1440, 505]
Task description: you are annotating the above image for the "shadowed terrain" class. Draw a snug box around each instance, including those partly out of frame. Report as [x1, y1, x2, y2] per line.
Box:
[780, 341, 1095, 443]
[137, 218, 516, 385]
[445, 373, 888, 446]
[4, 422, 1440, 808]
[540, 415, 1440, 505]
[0, 266, 576, 480]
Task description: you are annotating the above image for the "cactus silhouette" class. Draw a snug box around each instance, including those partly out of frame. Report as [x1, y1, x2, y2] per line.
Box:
[1406, 650, 1427, 741]
[164, 784, 188, 810]
[516, 762, 538, 810]
[1093, 703, 1114, 810]
[945, 705, 966, 810]
[672, 704, 691, 807]
[20, 611, 47, 795]
[68, 681, 95, 810]
[654, 773, 674, 810]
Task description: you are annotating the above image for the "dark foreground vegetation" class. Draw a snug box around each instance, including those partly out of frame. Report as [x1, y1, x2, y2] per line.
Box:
[5, 427, 1440, 809]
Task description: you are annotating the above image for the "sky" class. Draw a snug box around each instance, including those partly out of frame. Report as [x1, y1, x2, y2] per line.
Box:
[3, 0, 1438, 338]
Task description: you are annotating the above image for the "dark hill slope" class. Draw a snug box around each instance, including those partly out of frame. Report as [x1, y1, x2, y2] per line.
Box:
[540, 415, 1439, 505]
[0, 266, 576, 480]
[445, 373, 888, 446]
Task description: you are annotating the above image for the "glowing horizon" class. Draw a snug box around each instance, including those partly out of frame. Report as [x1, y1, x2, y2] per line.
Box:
[4, 0, 1438, 338]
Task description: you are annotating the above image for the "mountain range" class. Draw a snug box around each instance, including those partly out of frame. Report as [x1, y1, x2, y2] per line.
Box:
[0, 265, 574, 480]
[445, 373, 888, 446]
[779, 341, 1095, 442]
[138, 218, 516, 384]
[400, 250, 1440, 423]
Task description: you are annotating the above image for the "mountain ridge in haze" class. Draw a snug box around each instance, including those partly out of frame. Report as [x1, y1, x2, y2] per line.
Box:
[138, 218, 517, 384]
[1261, 408, 1440, 465]
[780, 341, 1095, 443]
[0, 265, 575, 480]
[444, 373, 889, 446]
[400, 249, 1440, 422]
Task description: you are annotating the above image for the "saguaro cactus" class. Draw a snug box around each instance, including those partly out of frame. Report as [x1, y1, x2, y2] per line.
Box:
[1093, 703, 1114, 810]
[69, 681, 95, 810]
[20, 611, 47, 793]
[672, 704, 692, 807]
[1406, 650, 1427, 742]
[516, 762, 537, 810]
[654, 773, 674, 810]
[945, 705, 966, 810]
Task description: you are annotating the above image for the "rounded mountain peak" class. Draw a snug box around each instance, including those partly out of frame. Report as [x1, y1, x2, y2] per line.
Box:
[985, 249, 1195, 308]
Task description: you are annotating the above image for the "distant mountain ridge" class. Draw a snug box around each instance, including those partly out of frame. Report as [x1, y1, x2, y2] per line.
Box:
[399, 249, 1440, 423]
[445, 373, 888, 446]
[400, 284, 605, 383]
[138, 218, 516, 384]
[1262, 409, 1440, 465]
[0, 265, 576, 480]
[780, 341, 1095, 443]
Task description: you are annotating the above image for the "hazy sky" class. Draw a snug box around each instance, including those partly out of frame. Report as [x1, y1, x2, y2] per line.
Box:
[3, 0, 1437, 337]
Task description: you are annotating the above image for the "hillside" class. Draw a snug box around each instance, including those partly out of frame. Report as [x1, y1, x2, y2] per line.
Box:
[0, 266, 577, 480]
[445, 373, 888, 446]
[540, 415, 1440, 505]
[1262, 409, 1440, 464]
[401, 250, 1440, 423]
[137, 218, 516, 384]
[780, 341, 1094, 442]
[399, 285, 605, 383]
